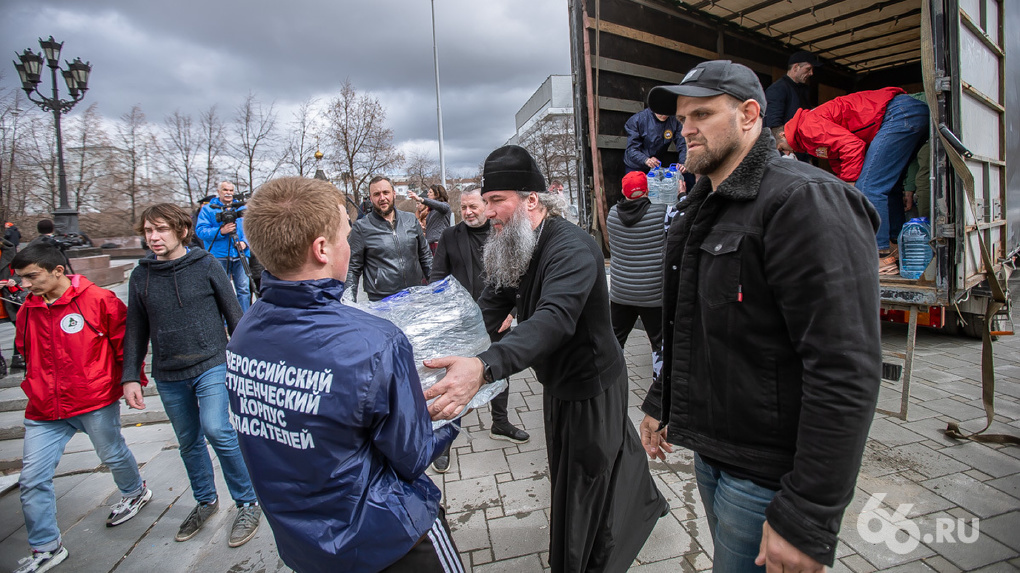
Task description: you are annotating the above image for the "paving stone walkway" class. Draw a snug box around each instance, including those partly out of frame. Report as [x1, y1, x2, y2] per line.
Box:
[0, 278, 1018, 572]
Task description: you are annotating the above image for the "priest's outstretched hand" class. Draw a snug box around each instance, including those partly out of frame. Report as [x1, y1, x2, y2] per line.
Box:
[423, 356, 485, 421]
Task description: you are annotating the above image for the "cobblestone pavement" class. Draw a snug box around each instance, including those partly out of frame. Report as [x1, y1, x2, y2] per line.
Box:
[0, 279, 1018, 572]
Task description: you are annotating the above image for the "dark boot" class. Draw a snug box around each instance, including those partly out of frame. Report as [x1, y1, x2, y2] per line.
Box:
[431, 443, 451, 473]
[489, 386, 530, 443]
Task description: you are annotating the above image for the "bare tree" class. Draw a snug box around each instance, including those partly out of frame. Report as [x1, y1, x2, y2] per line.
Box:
[522, 114, 579, 202]
[520, 115, 578, 203]
[282, 97, 321, 177]
[323, 80, 403, 203]
[0, 86, 29, 223]
[18, 114, 59, 211]
[114, 104, 149, 223]
[65, 103, 114, 211]
[405, 146, 439, 193]
[232, 92, 280, 195]
[199, 104, 227, 196]
[159, 110, 201, 206]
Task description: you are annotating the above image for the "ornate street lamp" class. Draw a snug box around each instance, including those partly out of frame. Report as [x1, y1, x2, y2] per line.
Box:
[13, 36, 91, 235]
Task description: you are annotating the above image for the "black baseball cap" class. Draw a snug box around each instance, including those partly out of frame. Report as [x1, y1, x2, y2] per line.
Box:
[647, 60, 767, 116]
[787, 50, 822, 67]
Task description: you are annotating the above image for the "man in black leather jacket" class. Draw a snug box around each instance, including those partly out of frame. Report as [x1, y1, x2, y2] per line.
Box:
[641, 60, 881, 572]
[346, 176, 432, 301]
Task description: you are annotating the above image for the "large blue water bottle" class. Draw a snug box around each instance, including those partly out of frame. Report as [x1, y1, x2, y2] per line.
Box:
[898, 217, 933, 279]
[646, 168, 660, 203]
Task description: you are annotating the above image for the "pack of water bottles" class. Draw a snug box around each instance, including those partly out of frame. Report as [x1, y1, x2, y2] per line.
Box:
[342, 275, 508, 428]
[898, 217, 934, 280]
[646, 164, 682, 205]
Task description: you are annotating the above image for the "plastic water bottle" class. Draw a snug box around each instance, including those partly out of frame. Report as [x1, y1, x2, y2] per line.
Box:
[646, 168, 660, 203]
[659, 171, 675, 205]
[898, 217, 933, 279]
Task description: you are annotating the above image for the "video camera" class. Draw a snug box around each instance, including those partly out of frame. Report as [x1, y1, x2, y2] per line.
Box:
[48, 233, 87, 251]
[213, 191, 248, 226]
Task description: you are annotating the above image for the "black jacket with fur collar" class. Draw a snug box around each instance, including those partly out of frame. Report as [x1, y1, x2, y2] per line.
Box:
[642, 129, 881, 565]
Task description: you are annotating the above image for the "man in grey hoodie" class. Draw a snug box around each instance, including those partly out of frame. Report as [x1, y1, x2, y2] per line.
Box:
[120, 203, 262, 549]
[607, 171, 668, 378]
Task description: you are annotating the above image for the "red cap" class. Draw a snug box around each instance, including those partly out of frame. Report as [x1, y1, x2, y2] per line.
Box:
[622, 171, 648, 199]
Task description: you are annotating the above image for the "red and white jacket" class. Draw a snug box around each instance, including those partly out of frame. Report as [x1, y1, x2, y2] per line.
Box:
[16, 275, 145, 421]
[784, 86, 905, 182]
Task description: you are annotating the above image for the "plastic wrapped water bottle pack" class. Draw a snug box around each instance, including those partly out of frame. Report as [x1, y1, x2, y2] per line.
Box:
[342, 275, 508, 428]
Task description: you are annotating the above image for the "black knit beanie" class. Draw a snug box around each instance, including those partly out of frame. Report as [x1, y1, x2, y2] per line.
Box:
[480, 145, 547, 194]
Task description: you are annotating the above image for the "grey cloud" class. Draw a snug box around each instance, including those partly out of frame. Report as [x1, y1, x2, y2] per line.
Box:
[1, 0, 571, 173]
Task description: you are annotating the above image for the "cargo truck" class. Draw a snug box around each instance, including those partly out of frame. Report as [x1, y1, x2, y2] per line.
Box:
[567, 0, 1018, 424]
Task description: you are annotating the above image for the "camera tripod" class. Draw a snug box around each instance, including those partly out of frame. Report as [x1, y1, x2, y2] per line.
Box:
[227, 232, 260, 299]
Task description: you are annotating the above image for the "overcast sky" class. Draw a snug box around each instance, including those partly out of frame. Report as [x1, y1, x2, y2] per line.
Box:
[0, 0, 573, 177]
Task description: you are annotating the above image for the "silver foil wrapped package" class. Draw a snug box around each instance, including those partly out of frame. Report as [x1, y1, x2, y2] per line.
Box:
[343, 275, 508, 428]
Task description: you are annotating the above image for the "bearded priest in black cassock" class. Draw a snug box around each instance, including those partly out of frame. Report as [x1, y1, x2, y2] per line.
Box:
[424, 145, 668, 572]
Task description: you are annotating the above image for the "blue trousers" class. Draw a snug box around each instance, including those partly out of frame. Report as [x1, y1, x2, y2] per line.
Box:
[21, 401, 144, 551]
[694, 454, 778, 573]
[219, 258, 251, 312]
[156, 364, 256, 506]
[856, 95, 930, 250]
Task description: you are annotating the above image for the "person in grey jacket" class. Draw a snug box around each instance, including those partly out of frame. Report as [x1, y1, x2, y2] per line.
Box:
[120, 203, 261, 550]
[607, 171, 667, 379]
[408, 183, 452, 254]
[347, 176, 432, 301]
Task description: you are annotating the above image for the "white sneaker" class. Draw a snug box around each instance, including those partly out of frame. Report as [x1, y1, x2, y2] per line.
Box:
[106, 483, 153, 527]
[14, 545, 68, 573]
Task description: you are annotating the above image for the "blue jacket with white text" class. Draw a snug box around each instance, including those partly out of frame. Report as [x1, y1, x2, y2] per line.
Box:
[225, 273, 456, 573]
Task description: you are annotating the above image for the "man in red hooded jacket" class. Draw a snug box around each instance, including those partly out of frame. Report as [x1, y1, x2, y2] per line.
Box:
[10, 243, 151, 573]
[778, 87, 929, 262]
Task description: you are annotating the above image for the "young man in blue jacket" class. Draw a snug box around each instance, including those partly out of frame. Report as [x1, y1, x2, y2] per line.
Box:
[195, 181, 251, 311]
[228, 176, 461, 573]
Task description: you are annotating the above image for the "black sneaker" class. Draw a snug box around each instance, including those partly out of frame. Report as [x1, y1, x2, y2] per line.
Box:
[228, 504, 262, 548]
[106, 483, 153, 526]
[431, 453, 451, 473]
[10, 353, 25, 370]
[490, 421, 530, 444]
[14, 544, 68, 573]
[175, 500, 218, 542]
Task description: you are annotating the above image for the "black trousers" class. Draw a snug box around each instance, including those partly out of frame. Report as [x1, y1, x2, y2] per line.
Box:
[545, 378, 667, 572]
[609, 302, 663, 351]
[381, 509, 464, 573]
[489, 384, 511, 424]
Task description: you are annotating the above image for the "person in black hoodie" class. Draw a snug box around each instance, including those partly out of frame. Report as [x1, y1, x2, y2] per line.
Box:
[120, 203, 262, 549]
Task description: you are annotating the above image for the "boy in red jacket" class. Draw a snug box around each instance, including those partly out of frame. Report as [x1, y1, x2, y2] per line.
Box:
[11, 243, 151, 573]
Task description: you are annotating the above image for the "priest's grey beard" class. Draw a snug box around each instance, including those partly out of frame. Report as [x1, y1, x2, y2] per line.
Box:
[483, 203, 540, 290]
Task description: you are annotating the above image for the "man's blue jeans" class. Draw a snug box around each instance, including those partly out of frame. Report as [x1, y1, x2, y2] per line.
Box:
[156, 364, 256, 506]
[856, 95, 930, 250]
[694, 454, 778, 573]
[21, 401, 144, 552]
[219, 258, 251, 312]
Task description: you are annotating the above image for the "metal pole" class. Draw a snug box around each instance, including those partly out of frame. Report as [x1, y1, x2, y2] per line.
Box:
[51, 66, 67, 210]
[49, 63, 78, 234]
[431, 0, 447, 188]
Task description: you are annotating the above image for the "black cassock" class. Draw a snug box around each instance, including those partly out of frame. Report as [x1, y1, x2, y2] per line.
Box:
[477, 216, 666, 572]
